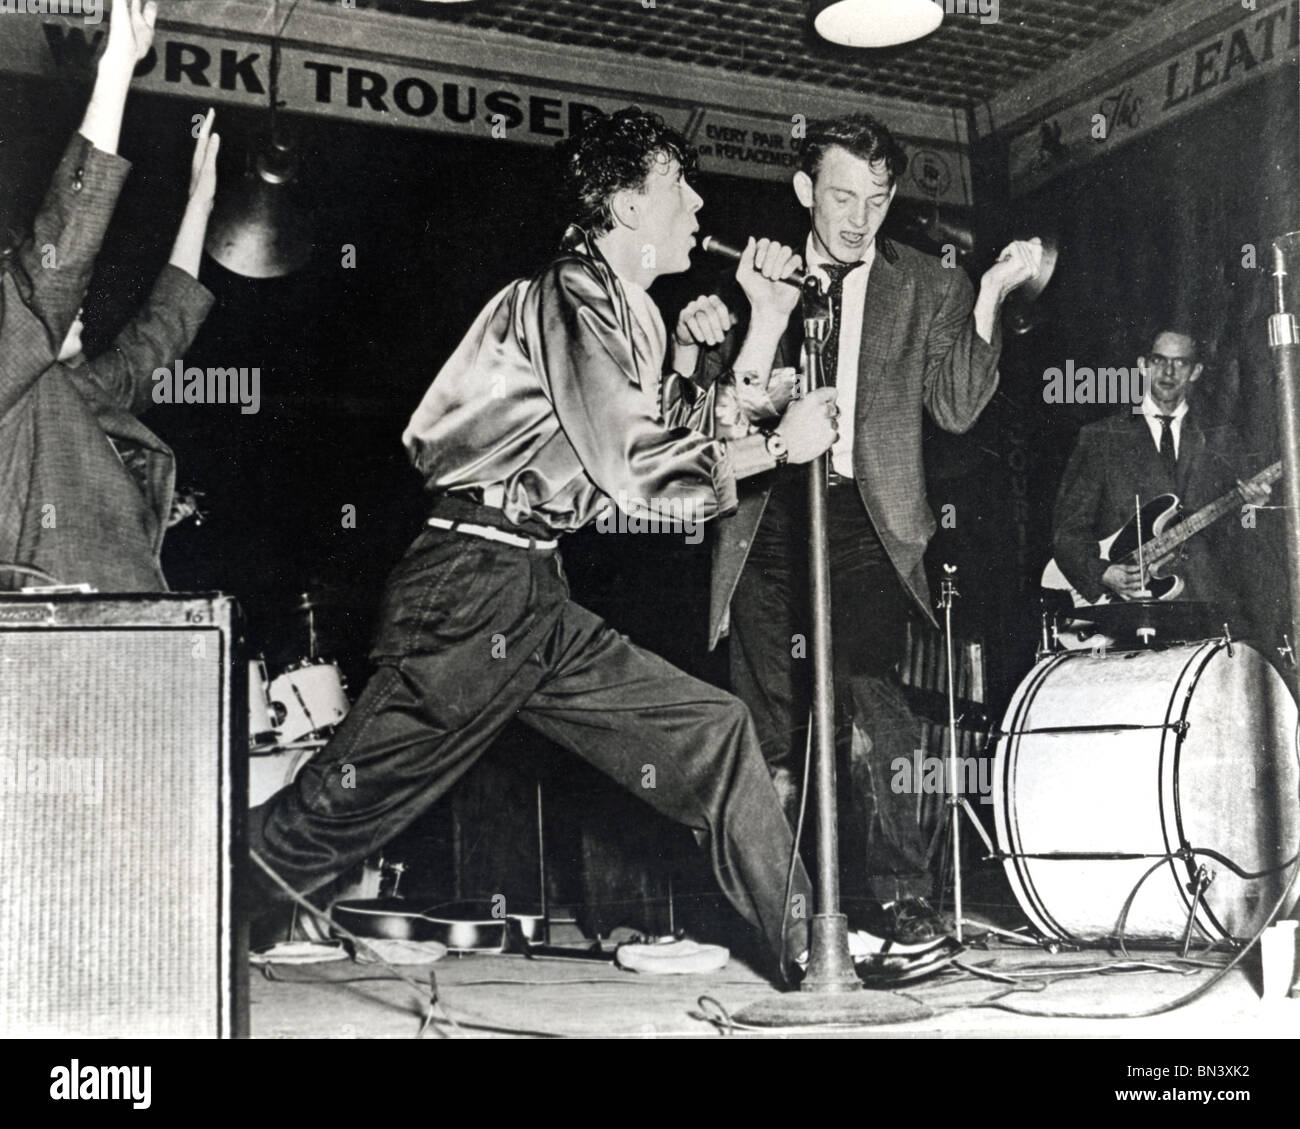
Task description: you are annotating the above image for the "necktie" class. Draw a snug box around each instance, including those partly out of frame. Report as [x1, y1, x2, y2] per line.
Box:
[817, 261, 864, 387]
[1157, 415, 1177, 474]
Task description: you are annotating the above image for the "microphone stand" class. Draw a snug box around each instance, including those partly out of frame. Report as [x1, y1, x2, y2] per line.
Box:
[1268, 236, 1300, 693]
[798, 278, 859, 994]
[936, 565, 995, 944]
[736, 275, 927, 1024]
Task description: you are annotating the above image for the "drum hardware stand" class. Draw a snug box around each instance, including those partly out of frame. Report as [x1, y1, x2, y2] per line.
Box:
[1179, 866, 1214, 959]
[536, 781, 549, 945]
[1037, 603, 1054, 660]
[1220, 623, 1235, 659]
[937, 566, 996, 944]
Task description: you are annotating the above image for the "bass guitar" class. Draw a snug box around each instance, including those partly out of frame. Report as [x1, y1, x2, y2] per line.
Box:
[1041, 460, 1280, 607]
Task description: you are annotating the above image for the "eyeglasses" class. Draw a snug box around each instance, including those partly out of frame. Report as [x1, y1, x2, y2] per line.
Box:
[1146, 354, 1195, 373]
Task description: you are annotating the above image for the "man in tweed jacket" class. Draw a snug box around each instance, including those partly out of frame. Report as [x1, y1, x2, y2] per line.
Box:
[675, 113, 1040, 943]
[0, 0, 219, 593]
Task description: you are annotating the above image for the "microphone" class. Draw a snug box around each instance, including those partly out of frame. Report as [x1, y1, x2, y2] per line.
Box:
[700, 235, 810, 290]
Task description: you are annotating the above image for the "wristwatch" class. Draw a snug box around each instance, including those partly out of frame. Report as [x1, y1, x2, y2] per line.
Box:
[761, 427, 789, 467]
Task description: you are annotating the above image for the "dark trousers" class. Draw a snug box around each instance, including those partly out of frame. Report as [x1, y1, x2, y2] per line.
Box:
[729, 477, 933, 903]
[248, 500, 812, 970]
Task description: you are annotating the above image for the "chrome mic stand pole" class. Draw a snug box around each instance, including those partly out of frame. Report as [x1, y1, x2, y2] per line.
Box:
[1268, 235, 1300, 684]
[799, 278, 858, 994]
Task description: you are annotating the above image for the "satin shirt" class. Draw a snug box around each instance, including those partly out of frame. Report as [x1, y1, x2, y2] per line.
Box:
[403, 228, 736, 534]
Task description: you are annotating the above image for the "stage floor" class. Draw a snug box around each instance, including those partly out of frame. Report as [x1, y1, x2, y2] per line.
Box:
[248, 917, 1299, 1040]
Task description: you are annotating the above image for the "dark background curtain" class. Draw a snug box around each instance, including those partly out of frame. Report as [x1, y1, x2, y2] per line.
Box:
[974, 63, 1300, 666]
[2, 62, 1294, 916]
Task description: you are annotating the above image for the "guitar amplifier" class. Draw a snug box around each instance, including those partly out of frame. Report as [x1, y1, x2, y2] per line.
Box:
[0, 594, 248, 1038]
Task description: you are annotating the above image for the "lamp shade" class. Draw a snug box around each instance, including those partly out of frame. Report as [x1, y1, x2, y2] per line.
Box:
[205, 136, 313, 279]
[812, 0, 943, 47]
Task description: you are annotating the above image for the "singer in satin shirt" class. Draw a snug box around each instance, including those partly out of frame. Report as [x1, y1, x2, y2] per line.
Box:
[401, 223, 736, 531]
[248, 109, 839, 984]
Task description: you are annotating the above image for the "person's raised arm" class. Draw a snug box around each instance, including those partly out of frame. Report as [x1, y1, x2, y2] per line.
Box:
[971, 237, 1042, 345]
[78, 111, 218, 413]
[79, 0, 156, 156]
[168, 107, 219, 279]
[0, 0, 155, 415]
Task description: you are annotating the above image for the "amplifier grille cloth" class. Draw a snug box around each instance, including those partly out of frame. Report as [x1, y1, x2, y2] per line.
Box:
[0, 630, 223, 1037]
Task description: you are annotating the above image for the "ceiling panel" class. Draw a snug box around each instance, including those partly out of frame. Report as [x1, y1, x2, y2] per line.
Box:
[302, 0, 1168, 108]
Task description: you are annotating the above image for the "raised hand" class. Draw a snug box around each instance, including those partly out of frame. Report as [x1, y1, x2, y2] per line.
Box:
[982, 237, 1045, 300]
[103, 0, 157, 74]
[737, 237, 802, 326]
[673, 294, 736, 348]
[81, 0, 159, 153]
[187, 108, 220, 210]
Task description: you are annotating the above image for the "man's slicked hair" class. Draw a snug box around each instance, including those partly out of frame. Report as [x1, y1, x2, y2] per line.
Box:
[799, 113, 908, 184]
[556, 107, 699, 237]
[1144, 325, 1202, 362]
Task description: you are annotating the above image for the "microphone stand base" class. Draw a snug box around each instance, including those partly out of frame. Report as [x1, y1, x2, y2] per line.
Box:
[734, 986, 930, 1029]
[799, 913, 861, 994]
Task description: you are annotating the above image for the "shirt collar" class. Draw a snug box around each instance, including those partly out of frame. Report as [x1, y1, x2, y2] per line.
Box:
[1141, 394, 1190, 423]
[805, 235, 875, 278]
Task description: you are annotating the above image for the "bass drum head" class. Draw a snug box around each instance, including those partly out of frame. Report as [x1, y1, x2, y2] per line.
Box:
[994, 641, 1299, 944]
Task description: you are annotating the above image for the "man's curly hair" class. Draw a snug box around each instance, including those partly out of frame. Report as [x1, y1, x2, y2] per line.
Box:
[556, 107, 699, 237]
[799, 113, 908, 184]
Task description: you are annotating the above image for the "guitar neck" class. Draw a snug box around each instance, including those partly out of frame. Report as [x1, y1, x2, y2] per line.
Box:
[1135, 461, 1281, 562]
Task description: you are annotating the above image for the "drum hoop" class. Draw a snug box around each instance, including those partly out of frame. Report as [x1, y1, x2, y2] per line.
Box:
[1165, 639, 1242, 942]
[998, 651, 1073, 940]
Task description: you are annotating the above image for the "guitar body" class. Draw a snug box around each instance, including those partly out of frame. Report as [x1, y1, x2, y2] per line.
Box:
[1041, 494, 1185, 608]
[1040, 459, 1279, 621]
[1098, 494, 1184, 602]
[331, 898, 618, 962]
[331, 898, 544, 953]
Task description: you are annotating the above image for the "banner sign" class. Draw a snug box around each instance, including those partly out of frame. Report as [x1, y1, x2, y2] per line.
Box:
[0, 12, 971, 206]
[1010, 0, 1298, 195]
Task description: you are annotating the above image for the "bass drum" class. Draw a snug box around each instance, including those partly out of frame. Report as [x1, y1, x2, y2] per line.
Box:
[993, 640, 1300, 944]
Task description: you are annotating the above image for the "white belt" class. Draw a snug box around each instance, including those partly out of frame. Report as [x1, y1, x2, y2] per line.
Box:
[426, 516, 558, 551]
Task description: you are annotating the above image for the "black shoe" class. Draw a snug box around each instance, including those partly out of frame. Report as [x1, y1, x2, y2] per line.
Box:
[879, 897, 947, 945]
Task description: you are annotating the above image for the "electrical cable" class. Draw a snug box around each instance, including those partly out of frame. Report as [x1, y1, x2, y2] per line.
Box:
[251, 849, 462, 1038]
[958, 857, 1300, 1021]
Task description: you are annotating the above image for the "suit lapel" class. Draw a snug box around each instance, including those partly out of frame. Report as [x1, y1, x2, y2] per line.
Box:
[853, 250, 908, 425]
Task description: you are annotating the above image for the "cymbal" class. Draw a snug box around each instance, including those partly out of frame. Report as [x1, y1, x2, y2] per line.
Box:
[292, 588, 355, 612]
